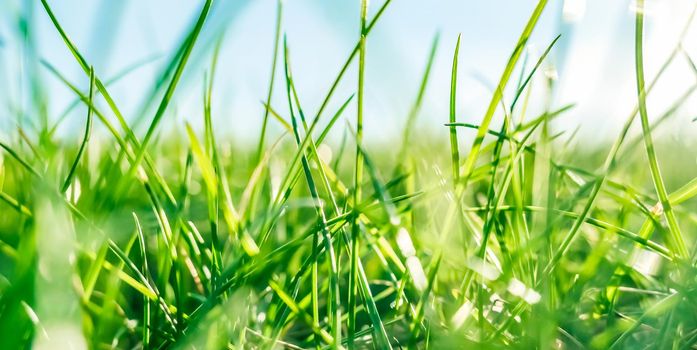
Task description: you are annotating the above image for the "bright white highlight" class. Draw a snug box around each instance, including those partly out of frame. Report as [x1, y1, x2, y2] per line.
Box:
[406, 256, 427, 292]
[396, 227, 416, 257]
[467, 257, 501, 281]
[451, 300, 474, 328]
[317, 143, 333, 165]
[508, 278, 542, 305]
[631, 249, 662, 277]
[563, 0, 586, 22]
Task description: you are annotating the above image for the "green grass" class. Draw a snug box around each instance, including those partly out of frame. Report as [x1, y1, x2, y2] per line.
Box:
[2, 0, 697, 348]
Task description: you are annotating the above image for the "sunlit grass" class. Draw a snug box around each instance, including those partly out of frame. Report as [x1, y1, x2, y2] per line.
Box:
[1, 0, 697, 349]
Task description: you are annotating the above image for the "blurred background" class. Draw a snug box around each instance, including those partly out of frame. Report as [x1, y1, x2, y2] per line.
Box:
[0, 0, 696, 145]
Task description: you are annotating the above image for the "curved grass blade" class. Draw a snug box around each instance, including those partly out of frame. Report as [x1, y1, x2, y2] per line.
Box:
[633, 0, 687, 258]
[61, 67, 94, 193]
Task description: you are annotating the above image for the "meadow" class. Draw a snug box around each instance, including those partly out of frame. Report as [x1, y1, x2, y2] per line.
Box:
[2, 0, 697, 348]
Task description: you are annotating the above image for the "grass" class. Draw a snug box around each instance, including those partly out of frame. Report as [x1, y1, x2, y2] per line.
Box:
[2, 0, 697, 349]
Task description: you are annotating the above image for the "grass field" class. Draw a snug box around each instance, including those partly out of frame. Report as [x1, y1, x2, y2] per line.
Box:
[3, 0, 697, 348]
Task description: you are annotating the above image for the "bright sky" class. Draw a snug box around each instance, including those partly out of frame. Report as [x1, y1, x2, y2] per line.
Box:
[1, 0, 696, 144]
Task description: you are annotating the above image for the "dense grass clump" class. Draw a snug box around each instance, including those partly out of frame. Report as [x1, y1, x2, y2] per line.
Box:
[3, 0, 697, 348]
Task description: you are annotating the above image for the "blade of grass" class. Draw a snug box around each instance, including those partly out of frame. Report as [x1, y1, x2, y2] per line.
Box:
[509, 34, 561, 112]
[543, 0, 697, 275]
[397, 32, 439, 167]
[256, 0, 283, 162]
[348, 0, 369, 347]
[0, 141, 41, 178]
[460, 0, 549, 178]
[47, 54, 161, 137]
[634, 0, 687, 258]
[61, 66, 94, 193]
[313, 0, 393, 123]
[125, 0, 213, 183]
[449, 34, 462, 183]
[282, 38, 341, 347]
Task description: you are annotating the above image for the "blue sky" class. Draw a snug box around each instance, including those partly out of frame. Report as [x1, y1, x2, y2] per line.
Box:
[1, 0, 696, 144]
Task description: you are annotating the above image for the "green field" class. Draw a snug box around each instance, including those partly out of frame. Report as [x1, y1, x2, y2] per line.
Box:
[2, 0, 697, 348]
